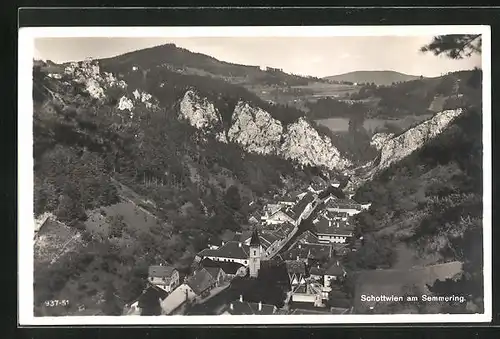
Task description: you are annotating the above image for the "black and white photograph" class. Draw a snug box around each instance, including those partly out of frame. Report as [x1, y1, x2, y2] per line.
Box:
[18, 25, 491, 325]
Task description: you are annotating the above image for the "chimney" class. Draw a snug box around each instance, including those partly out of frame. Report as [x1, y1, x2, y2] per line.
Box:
[239, 295, 243, 302]
[159, 263, 162, 266]
[336, 260, 339, 266]
[230, 303, 234, 310]
[258, 301, 262, 311]
[296, 255, 300, 261]
[328, 220, 331, 227]
[238, 242, 242, 248]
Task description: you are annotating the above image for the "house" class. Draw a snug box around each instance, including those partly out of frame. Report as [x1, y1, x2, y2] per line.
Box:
[205, 266, 226, 286]
[330, 179, 341, 188]
[309, 266, 326, 281]
[240, 229, 281, 251]
[147, 265, 180, 293]
[315, 209, 349, 222]
[207, 236, 222, 250]
[274, 222, 296, 238]
[197, 241, 250, 266]
[222, 296, 277, 315]
[290, 282, 324, 307]
[294, 230, 320, 244]
[324, 197, 371, 216]
[276, 196, 296, 207]
[220, 229, 239, 244]
[262, 206, 296, 226]
[324, 261, 347, 288]
[132, 284, 169, 315]
[285, 260, 306, 286]
[282, 242, 333, 265]
[248, 215, 259, 224]
[314, 218, 354, 244]
[160, 283, 197, 315]
[187, 268, 217, 298]
[286, 192, 319, 225]
[199, 258, 247, 279]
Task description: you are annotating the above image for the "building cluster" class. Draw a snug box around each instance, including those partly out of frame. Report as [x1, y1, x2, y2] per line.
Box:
[125, 177, 371, 316]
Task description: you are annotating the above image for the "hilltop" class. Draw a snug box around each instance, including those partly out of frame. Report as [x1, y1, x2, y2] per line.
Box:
[323, 70, 423, 86]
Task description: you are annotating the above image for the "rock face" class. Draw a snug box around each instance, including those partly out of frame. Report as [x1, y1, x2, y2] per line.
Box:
[179, 90, 221, 130]
[370, 132, 394, 152]
[64, 58, 126, 100]
[63, 58, 159, 114]
[372, 108, 464, 172]
[118, 96, 134, 111]
[281, 118, 352, 170]
[178, 90, 351, 170]
[228, 102, 283, 155]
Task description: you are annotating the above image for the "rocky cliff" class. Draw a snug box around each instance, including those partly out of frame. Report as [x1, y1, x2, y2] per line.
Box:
[281, 118, 351, 170]
[178, 90, 352, 170]
[368, 109, 465, 176]
[228, 101, 284, 155]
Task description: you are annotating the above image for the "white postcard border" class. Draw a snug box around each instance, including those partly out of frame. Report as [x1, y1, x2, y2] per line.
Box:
[18, 25, 492, 325]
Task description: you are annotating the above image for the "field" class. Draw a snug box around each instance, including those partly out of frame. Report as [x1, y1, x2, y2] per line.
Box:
[352, 261, 463, 313]
[35, 219, 85, 264]
[316, 114, 433, 134]
[243, 82, 360, 111]
[85, 200, 162, 237]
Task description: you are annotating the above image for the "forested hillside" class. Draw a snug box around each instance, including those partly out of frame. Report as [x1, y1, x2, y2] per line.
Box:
[350, 102, 483, 313]
[308, 69, 481, 120]
[32, 58, 319, 315]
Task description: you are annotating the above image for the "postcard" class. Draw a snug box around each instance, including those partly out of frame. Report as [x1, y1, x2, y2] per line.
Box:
[18, 24, 491, 325]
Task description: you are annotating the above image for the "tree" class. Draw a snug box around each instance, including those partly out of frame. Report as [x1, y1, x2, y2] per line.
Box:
[224, 185, 241, 211]
[108, 215, 127, 238]
[102, 281, 122, 315]
[420, 34, 481, 59]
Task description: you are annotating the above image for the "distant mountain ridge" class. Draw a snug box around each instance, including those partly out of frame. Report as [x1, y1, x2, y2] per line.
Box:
[323, 70, 422, 86]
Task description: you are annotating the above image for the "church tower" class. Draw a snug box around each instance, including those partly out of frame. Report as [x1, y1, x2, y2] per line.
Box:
[249, 228, 261, 278]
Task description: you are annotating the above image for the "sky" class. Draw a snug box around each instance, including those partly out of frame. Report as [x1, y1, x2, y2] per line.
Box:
[34, 36, 481, 78]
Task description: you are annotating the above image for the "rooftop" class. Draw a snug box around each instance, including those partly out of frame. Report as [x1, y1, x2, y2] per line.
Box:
[198, 241, 250, 260]
[283, 242, 332, 261]
[205, 266, 223, 280]
[291, 192, 316, 217]
[314, 218, 354, 236]
[285, 260, 307, 275]
[148, 265, 176, 278]
[187, 268, 216, 295]
[325, 198, 363, 210]
[200, 258, 244, 275]
[309, 266, 325, 276]
[220, 229, 238, 242]
[325, 261, 345, 276]
[295, 230, 320, 244]
[260, 231, 280, 247]
[250, 228, 261, 247]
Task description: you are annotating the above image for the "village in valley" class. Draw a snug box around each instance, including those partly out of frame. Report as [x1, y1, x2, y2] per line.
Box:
[123, 177, 371, 316]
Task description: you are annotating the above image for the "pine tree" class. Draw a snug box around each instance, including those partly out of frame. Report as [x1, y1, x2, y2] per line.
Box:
[420, 34, 481, 59]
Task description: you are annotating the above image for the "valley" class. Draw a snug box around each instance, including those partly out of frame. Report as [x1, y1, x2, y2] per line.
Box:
[31, 38, 484, 317]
